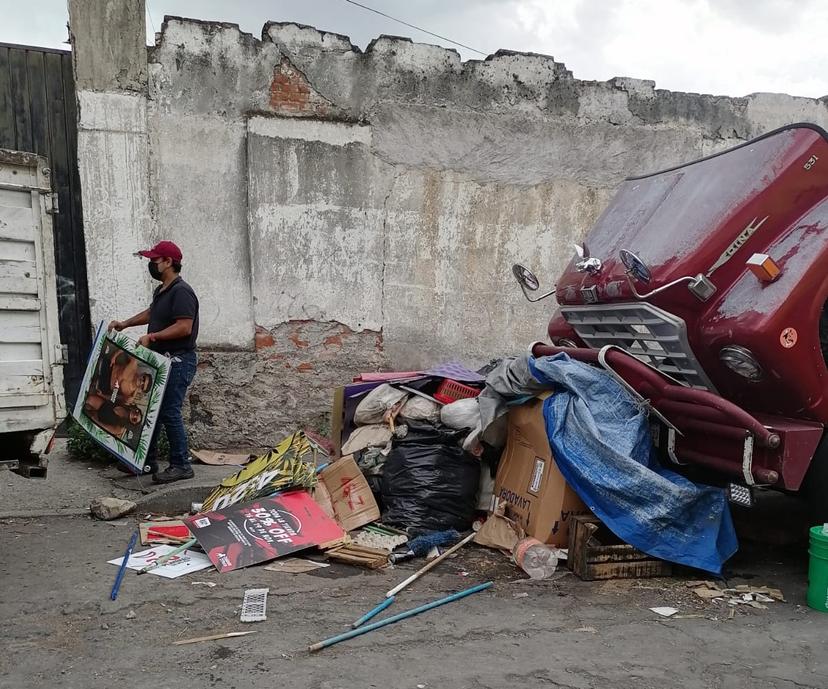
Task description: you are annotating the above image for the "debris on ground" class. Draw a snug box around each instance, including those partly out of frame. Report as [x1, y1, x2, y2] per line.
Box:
[308, 582, 493, 653]
[191, 449, 254, 466]
[474, 500, 522, 555]
[200, 431, 320, 512]
[326, 543, 390, 569]
[389, 529, 459, 563]
[685, 580, 785, 608]
[173, 631, 256, 646]
[352, 524, 408, 551]
[185, 491, 346, 573]
[263, 558, 330, 574]
[89, 355, 798, 661]
[513, 537, 560, 580]
[569, 515, 673, 581]
[493, 396, 585, 547]
[90, 497, 136, 521]
[108, 544, 213, 578]
[312, 455, 380, 531]
[650, 606, 679, 617]
[139, 519, 190, 545]
[240, 588, 269, 622]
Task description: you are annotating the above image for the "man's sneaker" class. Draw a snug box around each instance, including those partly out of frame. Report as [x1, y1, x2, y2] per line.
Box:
[115, 462, 158, 476]
[152, 465, 195, 484]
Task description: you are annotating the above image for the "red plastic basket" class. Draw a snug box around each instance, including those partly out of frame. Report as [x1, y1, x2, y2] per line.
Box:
[433, 379, 481, 405]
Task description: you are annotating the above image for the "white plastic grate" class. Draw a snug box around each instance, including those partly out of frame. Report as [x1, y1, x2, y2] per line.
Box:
[240, 588, 269, 623]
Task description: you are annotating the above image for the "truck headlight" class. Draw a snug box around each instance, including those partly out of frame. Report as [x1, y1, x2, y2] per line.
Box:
[719, 345, 763, 381]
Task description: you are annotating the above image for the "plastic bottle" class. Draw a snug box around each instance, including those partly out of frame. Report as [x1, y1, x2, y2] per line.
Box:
[513, 537, 558, 579]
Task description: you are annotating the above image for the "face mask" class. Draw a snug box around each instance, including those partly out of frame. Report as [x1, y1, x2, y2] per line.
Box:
[148, 261, 163, 280]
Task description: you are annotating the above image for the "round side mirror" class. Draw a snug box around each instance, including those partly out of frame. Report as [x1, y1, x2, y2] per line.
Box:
[512, 263, 540, 291]
[619, 250, 652, 284]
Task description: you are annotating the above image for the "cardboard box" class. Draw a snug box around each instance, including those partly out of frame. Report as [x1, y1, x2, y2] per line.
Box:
[313, 455, 380, 532]
[494, 396, 588, 547]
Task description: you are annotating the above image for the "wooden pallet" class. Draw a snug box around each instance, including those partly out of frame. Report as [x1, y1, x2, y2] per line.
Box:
[568, 515, 672, 580]
[326, 543, 389, 569]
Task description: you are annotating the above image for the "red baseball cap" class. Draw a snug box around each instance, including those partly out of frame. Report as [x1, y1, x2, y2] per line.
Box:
[137, 240, 183, 262]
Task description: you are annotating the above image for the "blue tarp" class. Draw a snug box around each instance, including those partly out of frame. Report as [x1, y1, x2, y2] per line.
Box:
[528, 353, 738, 574]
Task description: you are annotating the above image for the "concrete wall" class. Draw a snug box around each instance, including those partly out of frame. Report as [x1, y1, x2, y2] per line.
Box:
[68, 3, 828, 446]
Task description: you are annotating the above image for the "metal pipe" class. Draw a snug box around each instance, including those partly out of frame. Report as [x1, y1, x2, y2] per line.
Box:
[658, 399, 733, 424]
[675, 418, 751, 441]
[624, 272, 696, 300]
[663, 386, 778, 448]
[532, 344, 778, 448]
[308, 582, 493, 652]
[351, 596, 396, 628]
[677, 448, 779, 484]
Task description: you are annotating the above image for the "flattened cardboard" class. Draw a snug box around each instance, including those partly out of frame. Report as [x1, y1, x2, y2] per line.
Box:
[192, 449, 253, 466]
[314, 455, 380, 532]
[494, 396, 589, 547]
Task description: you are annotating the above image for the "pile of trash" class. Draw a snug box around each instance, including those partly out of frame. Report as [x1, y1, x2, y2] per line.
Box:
[98, 352, 786, 650]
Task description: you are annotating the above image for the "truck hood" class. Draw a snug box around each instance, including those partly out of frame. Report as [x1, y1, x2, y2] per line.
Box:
[556, 124, 828, 307]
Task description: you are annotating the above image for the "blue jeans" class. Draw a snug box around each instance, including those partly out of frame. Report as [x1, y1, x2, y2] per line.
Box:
[147, 351, 197, 469]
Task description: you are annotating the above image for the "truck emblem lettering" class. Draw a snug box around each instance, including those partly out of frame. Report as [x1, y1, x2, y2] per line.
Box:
[707, 216, 769, 276]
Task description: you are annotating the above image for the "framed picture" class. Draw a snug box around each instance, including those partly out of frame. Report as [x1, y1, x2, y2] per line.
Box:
[72, 322, 170, 472]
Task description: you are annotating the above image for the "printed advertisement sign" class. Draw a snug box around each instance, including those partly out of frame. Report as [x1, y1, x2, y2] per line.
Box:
[200, 432, 319, 512]
[185, 491, 345, 573]
[72, 322, 170, 473]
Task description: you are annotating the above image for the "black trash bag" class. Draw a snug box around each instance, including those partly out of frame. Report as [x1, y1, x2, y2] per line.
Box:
[381, 422, 480, 532]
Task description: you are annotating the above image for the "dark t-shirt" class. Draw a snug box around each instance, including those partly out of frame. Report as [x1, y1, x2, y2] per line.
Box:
[148, 277, 199, 353]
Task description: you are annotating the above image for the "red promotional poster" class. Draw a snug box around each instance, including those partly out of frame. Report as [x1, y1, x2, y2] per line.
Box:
[184, 491, 345, 573]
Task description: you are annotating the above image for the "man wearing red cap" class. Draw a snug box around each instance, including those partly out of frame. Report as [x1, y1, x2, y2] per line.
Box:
[108, 241, 200, 483]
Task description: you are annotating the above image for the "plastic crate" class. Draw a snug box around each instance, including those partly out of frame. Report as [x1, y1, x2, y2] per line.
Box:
[433, 379, 481, 405]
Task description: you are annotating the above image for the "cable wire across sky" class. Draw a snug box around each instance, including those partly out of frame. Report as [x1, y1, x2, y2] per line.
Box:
[341, 0, 488, 56]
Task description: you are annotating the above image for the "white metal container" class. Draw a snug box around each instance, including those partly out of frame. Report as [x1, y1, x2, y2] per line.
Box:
[0, 148, 66, 476]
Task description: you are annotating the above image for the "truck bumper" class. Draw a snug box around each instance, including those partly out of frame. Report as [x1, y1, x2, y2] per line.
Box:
[531, 344, 822, 490]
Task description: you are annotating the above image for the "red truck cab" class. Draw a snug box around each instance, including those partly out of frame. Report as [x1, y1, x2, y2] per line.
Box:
[515, 124, 828, 519]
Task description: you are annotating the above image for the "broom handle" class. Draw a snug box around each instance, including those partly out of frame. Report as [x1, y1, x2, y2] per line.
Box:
[385, 531, 476, 598]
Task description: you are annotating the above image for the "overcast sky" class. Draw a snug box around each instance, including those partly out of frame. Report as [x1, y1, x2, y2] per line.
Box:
[1, 0, 826, 98]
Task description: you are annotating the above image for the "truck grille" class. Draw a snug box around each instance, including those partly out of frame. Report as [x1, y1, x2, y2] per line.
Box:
[560, 303, 716, 391]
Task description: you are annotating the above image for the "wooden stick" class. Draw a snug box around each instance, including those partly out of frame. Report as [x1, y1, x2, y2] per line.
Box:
[329, 553, 385, 565]
[137, 538, 198, 575]
[173, 631, 256, 646]
[329, 553, 377, 563]
[336, 545, 388, 556]
[385, 531, 475, 598]
[309, 582, 492, 652]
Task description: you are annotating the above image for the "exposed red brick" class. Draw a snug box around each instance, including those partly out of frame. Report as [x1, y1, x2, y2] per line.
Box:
[297, 362, 314, 373]
[254, 324, 275, 350]
[288, 330, 310, 348]
[268, 57, 329, 116]
[324, 334, 343, 347]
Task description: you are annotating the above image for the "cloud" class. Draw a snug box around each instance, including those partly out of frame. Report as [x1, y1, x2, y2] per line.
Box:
[710, 0, 814, 33]
[0, 0, 826, 98]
